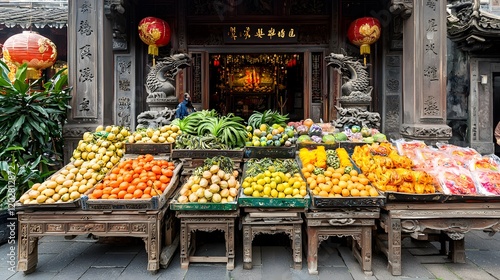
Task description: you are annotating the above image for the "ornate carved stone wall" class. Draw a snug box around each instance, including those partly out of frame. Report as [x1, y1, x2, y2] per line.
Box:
[383, 55, 402, 140]
[115, 55, 135, 129]
[469, 58, 497, 154]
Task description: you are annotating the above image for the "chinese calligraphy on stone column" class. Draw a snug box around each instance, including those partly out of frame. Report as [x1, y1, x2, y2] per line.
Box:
[116, 56, 133, 128]
[76, 0, 97, 118]
[423, 0, 440, 116]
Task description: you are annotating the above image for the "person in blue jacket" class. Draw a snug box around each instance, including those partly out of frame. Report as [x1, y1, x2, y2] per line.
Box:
[175, 93, 196, 119]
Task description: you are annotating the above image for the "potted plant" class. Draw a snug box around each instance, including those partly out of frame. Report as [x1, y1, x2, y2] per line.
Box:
[0, 61, 72, 244]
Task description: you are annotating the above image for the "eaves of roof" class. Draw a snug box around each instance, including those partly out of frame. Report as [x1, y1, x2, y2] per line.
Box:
[0, 6, 68, 29]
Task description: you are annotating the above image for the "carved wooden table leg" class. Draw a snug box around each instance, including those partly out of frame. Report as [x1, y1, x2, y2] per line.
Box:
[306, 226, 319, 275]
[242, 224, 253, 269]
[449, 238, 465, 263]
[387, 217, 402, 276]
[360, 225, 373, 275]
[292, 224, 302, 269]
[179, 219, 189, 269]
[17, 223, 39, 274]
[226, 218, 235, 270]
[145, 218, 161, 272]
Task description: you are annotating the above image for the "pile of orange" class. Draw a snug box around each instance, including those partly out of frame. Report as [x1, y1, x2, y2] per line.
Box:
[88, 154, 176, 200]
[301, 163, 379, 198]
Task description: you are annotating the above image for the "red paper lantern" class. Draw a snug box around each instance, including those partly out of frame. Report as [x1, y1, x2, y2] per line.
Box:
[138, 17, 171, 63]
[2, 31, 57, 79]
[347, 17, 381, 65]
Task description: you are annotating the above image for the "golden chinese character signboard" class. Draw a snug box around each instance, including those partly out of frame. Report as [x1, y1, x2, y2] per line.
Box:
[224, 25, 297, 43]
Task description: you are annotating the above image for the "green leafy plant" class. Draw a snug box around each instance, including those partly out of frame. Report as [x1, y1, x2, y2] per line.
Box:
[0, 61, 72, 207]
[0, 149, 44, 209]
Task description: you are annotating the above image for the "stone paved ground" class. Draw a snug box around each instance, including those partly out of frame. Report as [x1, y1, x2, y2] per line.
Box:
[0, 230, 499, 280]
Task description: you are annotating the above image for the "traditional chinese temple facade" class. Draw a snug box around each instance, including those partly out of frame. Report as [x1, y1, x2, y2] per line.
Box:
[2, 0, 500, 158]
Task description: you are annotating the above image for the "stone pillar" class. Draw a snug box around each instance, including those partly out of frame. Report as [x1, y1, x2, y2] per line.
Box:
[63, 0, 114, 163]
[394, 0, 452, 144]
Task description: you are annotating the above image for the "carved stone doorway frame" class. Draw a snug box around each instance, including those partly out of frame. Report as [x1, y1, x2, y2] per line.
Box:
[468, 57, 500, 154]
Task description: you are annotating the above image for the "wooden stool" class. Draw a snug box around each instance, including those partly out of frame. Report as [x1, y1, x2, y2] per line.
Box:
[241, 210, 303, 270]
[176, 210, 238, 270]
[305, 208, 379, 275]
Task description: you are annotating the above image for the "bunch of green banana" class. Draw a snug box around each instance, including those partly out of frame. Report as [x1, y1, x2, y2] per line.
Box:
[326, 149, 340, 169]
[247, 109, 289, 129]
[197, 113, 247, 149]
[172, 109, 218, 135]
[174, 134, 229, 150]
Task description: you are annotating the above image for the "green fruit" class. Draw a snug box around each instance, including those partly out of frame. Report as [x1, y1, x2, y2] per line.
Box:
[351, 125, 361, 133]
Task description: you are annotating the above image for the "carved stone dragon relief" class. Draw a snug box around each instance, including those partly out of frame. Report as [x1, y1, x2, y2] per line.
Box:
[136, 53, 191, 129]
[325, 52, 373, 104]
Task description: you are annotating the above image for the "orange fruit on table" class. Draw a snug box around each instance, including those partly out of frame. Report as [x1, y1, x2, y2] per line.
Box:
[133, 189, 143, 198]
[124, 193, 133, 199]
[119, 181, 129, 190]
[92, 189, 103, 199]
[160, 175, 170, 184]
[303, 118, 314, 128]
[349, 169, 359, 176]
[118, 190, 127, 199]
[341, 189, 350, 197]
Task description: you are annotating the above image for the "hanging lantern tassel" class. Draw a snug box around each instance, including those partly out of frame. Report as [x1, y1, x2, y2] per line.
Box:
[26, 68, 42, 80]
[360, 44, 371, 66]
[148, 44, 159, 66]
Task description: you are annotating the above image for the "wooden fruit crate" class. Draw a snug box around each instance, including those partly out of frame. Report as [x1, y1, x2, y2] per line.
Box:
[124, 143, 172, 155]
[81, 161, 182, 211]
[383, 191, 445, 203]
[238, 189, 310, 208]
[310, 191, 385, 208]
[244, 146, 296, 159]
[14, 161, 86, 211]
[170, 190, 239, 211]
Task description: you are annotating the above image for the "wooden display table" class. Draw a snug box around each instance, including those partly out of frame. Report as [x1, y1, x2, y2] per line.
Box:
[241, 208, 304, 270]
[175, 210, 238, 270]
[377, 202, 500, 276]
[17, 207, 169, 273]
[305, 207, 379, 275]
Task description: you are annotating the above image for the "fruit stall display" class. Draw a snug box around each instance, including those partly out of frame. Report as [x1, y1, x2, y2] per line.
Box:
[238, 158, 310, 208]
[298, 146, 385, 207]
[170, 156, 241, 211]
[394, 140, 500, 199]
[82, 154, 182, 210]
[351, 142, 440, 202]
[16, 125, 130, 208]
